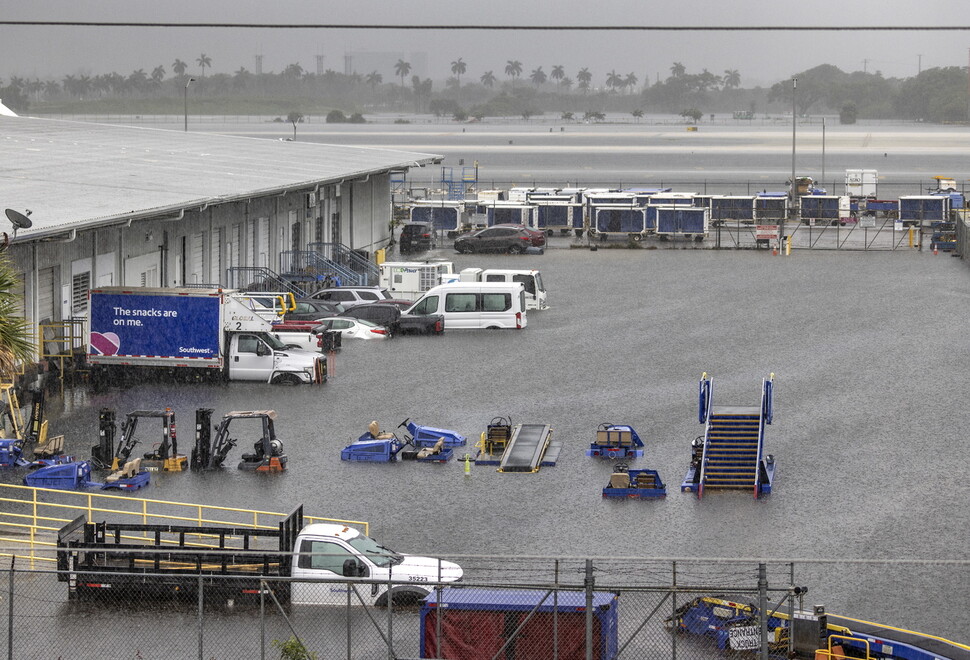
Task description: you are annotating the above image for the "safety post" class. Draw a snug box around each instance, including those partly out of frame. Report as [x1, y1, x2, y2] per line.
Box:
[584, 559, 594, 660]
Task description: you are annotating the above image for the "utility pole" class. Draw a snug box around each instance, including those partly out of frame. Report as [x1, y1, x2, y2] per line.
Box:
[917, 54, 922, 75]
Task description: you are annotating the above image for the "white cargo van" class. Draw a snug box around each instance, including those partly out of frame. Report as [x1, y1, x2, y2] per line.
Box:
[405, 282, 527, 329]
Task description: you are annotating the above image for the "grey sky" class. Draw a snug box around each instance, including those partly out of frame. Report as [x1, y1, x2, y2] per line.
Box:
[3, 1, 968, 88]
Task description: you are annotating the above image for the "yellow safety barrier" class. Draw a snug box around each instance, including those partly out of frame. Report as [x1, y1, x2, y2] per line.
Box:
[0, 483, 368, 567]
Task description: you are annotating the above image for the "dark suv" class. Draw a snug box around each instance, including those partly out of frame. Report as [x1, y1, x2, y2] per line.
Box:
[339, 303, 444, 335]
[454, 224, 545, 254]
[399, 222, 437, 253]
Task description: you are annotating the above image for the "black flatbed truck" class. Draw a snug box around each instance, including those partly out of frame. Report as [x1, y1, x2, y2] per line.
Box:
[56, 506, 303, 604]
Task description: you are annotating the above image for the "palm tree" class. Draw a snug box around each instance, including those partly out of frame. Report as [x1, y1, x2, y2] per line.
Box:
[606, 70, 622, 93]
[173, 59, 188, 77]
[632, 109, 644, 123]
[287, 111, 304, 140]
[561, 77, 573, 92]
[394, 59, 411, 89]
[127, 69, 148, 95]
[366, 71, 383, 90]
[233, 67, 252, 90]
[283, 63, 304, 79]
[0, 255, 34, 377]
[530, 67, 546, 88]
[723, 69, 741, 89]
[624, 72, 639, 94]
[551, 65, 565, 93]
[670, 62, 686, 78]
[151, 66, 166, 86]
[450, 58, 466, 88]
[196, 53, 212, 78]
[577, 68, 592, 94]
[505, 60, 522, 89]
[480, 70, 496, 88]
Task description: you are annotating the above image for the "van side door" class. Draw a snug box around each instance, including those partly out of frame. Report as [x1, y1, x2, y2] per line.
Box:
[444, 291, 480, 328]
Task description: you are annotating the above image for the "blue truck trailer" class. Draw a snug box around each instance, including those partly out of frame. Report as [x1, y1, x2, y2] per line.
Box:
[87, 287, 325, 385]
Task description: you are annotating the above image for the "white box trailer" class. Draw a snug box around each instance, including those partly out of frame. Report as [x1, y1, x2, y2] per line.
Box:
[452, 267, 547, 310]
[379, 261, 456, 301]
[845, 169, 878, 198]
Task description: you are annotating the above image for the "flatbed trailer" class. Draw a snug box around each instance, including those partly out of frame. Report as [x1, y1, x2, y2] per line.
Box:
[57, 506, 303, 602]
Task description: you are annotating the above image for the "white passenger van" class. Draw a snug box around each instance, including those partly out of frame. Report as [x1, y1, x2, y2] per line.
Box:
[405, 282, 527, 329]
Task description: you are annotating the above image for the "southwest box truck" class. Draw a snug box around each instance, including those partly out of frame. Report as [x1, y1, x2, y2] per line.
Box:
[87, 287, 326, 385]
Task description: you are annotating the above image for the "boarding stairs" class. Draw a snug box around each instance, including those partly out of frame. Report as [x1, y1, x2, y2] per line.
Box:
[696, 373, 774, 499]
[441, 166, 478, 201]
[308, 242, 378, 286]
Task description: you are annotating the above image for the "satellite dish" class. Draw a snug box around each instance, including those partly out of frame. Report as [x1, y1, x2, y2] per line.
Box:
[4, 209, 32, 230]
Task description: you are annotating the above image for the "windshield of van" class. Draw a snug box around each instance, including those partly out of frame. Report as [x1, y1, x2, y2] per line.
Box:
[410, 295, 438, 316]
[533, 273, 544, 293]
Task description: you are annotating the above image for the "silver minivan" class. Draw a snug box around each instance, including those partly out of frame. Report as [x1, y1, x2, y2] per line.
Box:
[406, 282, 527, 329]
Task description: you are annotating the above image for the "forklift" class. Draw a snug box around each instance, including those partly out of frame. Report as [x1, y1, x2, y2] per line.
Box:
[192, 409, 286, 472]
[93, 408, 187, 472]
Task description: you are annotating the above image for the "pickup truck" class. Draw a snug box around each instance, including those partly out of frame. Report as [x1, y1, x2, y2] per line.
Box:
[56, 506, 462, 606]
[338, 303, 444, 335]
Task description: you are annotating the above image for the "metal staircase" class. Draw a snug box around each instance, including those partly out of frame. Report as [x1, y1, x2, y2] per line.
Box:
[307, 242, 378, 286]
[225, 267, 306, 296]
[279, 250, 363, 290]
[695, 373, 775, 499]
[440, 166, 478, 201]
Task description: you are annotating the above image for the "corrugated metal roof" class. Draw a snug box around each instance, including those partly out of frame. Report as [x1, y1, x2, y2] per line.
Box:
[0, 115, 440, 241]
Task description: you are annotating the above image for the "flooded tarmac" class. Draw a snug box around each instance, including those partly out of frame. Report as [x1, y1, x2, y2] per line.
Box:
[11, 117, 970, 641]
[17, 243, 970, 641]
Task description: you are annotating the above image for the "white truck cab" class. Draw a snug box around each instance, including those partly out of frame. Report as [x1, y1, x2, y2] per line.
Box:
[290, 523, 463, 606]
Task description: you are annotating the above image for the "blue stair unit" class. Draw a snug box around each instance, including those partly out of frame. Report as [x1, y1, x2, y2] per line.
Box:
[689, 373, 775, 499]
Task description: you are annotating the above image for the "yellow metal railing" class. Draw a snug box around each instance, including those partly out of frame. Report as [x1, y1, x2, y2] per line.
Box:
[0, 483, 368, 566]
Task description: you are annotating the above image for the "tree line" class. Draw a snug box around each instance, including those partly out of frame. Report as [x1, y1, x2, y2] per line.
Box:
[1, 54, 966, 123]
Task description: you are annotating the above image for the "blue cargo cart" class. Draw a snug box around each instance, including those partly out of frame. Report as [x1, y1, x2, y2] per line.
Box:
[602, 463, 667, 498]
[586, 423, 644, 459]
[420, 587, 619, 660]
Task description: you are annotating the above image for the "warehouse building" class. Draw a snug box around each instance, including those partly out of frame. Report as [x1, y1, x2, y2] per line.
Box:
[0, 113, 440, 367]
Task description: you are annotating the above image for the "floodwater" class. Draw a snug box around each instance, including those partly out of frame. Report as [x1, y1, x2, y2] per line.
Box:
[199, 115, 970, 197]
[13, 119, 970, 642]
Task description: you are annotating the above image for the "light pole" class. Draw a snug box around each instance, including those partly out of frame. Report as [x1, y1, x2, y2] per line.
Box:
[785, 77, 797, 242]
[183, 77, 196, 132]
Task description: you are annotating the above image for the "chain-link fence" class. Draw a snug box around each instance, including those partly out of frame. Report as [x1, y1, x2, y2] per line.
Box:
[0, 551, 966, 660]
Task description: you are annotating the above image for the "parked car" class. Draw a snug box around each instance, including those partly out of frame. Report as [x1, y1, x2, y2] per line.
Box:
[284, 299, 346, 322]
[399, 222, 438, 253]
[309, 286, 394, 308]
[311, 317, 390, 341]
[453, 224, 545, 254]
[339, 302, 444, 335]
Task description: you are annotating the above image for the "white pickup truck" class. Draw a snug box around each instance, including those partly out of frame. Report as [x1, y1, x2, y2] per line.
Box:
[57, 507, 463, 607]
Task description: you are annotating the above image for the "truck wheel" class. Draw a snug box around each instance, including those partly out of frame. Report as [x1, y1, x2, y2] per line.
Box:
[272, 373, 302, 386]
